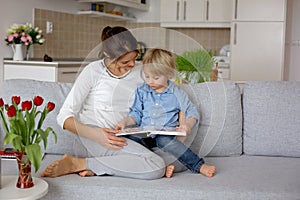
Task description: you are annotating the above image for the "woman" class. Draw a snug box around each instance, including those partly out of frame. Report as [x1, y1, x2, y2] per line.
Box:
[41, 26, 165, 179]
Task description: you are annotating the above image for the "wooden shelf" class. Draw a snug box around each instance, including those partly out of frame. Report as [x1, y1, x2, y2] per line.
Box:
[77, 10, 137, 21]
[77, 0, 149, 11]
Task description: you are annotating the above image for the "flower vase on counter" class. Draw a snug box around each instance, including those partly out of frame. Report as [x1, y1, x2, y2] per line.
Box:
[4, 23, 46, 61]
[12, 44, 24, 61]
[25, 46, 31, 61]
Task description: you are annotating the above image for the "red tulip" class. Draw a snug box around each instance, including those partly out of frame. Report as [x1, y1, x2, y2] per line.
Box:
[7, 105, 17, 117]
[33, 96, 44, 106]
[0, 98, 4, 107]
[12, 96, 20, 105]
[21, 101, 32, 111]
[47, 102, 55, 112]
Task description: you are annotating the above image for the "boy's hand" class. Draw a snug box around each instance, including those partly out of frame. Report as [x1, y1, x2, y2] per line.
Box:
[177, 124, 191, 135]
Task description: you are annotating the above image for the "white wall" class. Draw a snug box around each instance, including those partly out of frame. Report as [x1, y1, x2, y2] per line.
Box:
[285, 0, 300, 81]
[0, 0, 81, 86]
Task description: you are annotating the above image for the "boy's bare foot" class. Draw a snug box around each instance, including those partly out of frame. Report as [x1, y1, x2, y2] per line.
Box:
[79, 170, 95, 177]
[165, 165, 175, 178]
[199, 164, 216, 177]
[41, 154, 86, 178]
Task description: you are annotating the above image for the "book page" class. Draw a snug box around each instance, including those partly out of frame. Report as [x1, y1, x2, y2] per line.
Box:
[116, 126, 186, 137]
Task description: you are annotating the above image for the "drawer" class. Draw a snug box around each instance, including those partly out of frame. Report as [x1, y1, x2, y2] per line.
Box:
[57, 67, 81, 83]
[218, 68, 230, 80]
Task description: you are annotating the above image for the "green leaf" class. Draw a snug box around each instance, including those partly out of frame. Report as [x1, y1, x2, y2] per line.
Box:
[176, 49, 214, 83]
[0, 109, 9, 134]
[37, 127, 57, 149]
[4, 133, 24, 152]
[25, 144, 42, 172]
[3, 132, 19, 145]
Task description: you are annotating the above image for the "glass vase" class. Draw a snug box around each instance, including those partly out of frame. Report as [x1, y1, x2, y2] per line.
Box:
[15, 152, 34, 189]
[25, 46, 31, 61]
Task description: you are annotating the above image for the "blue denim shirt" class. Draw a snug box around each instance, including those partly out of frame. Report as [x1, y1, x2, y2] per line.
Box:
[129, 81, 199, 128]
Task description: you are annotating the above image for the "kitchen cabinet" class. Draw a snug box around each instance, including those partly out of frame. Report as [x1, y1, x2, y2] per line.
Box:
[230, 0, 286, 81]
[160, 0, 233, 28]
[77, 0, 149, 21]
[3, 60, 87, 83]
[233, 0, 286, 21]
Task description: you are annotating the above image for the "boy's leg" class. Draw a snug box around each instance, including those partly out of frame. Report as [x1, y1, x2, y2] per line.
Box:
[155, 135, 215, 177]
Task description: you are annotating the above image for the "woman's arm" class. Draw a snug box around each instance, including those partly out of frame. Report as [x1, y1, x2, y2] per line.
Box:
[64, 117, 127, 150]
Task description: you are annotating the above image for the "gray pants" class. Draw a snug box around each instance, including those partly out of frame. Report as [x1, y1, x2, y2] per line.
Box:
[72, 136, 166, 180]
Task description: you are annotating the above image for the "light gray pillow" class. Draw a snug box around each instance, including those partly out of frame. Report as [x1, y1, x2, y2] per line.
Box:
[181, 82, 243, 157]
[243, 81, 300, 157]
[0, 79, 79, 155]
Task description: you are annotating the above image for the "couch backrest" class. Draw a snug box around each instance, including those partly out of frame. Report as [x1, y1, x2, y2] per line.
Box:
[243, 81, 300, 158]
[181, 82, 243, 157]
[0, 79, 243, 157]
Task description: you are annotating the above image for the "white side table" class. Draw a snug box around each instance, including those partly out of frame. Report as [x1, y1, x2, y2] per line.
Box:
[0, 176, 48, 200]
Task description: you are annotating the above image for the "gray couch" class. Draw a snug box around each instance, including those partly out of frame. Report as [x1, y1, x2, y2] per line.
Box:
[1, 79, 300, 200]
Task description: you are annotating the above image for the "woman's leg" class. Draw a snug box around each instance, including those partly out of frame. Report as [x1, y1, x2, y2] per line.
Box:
[42, 137, 165, 180]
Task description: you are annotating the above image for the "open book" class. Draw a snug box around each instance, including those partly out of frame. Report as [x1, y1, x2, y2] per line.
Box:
[116, 126, 186, 137]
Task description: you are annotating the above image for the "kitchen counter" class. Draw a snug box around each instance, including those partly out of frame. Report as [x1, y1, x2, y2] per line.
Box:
[3, 58, 93, 82]
[3, 58, 93, 68]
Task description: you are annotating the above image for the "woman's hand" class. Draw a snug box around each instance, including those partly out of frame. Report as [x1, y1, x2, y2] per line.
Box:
[97, 128, 127, 150]
[63, 117, 127, 150]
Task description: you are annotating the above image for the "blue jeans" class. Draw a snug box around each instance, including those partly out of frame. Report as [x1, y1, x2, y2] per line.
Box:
[126, 135, 205, 173]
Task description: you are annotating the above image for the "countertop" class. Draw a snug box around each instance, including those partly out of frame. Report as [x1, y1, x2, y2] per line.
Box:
[3, 58, 95, 67]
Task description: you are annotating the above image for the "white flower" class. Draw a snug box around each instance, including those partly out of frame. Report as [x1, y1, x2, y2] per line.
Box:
[39, 39, 45, 44]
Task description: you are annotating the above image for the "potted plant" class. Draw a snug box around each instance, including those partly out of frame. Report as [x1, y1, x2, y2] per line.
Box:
[175, 49, 216, 83]
[0, 96, 57, 188]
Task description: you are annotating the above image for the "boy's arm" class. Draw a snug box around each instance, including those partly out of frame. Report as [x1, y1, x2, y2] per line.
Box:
[177, 111, 197, 142]
[115, 116, 137, 130]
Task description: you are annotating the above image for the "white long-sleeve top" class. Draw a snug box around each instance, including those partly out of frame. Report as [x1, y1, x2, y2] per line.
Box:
[57, 59, 143, 129]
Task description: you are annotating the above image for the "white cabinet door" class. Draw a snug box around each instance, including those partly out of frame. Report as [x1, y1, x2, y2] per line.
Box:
[208, 0, 233, 22]
[161, 0, 233, 27]
[230, 22, 285, 81]
[160, 0, 179, 23]
[161, 0, 205, 23]
[234, 0, 286, 21]
[185, 0, 206, 22]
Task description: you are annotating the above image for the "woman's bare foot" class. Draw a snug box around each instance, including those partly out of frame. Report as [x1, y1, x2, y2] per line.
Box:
[79, 170, 95, 177]
[165, 165, 175, 178]
[40, 154, 86, 178]
[199, 164, 216, 177]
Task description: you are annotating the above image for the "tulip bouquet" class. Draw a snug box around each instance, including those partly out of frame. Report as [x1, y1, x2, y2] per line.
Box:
[0, 96, 57, 172]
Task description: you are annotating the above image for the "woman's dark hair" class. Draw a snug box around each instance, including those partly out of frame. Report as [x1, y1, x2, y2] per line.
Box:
[99, 26, 138, 60]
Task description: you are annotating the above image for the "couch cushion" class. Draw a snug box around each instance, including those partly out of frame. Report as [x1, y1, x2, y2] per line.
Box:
[181, 82, 243, 157]
[0, 79, 79, 155]
[3, 155, 300, 200]
[243, 81, 300, 157]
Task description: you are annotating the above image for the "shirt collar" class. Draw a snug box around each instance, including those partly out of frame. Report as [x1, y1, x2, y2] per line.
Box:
[142, 80, 175, 94]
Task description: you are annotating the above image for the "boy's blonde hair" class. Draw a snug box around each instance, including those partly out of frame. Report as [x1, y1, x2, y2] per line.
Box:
[142, 48, 177, 79]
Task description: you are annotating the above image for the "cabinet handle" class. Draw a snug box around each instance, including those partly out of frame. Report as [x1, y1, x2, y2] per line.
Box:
[233, 23, 237, 45]
[183, 1, 187, 20]
[176, 1, 180, 21]
[234, 0, 238, 19]
[206, 0, 209, 20]
[61, 71, 78, 74]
